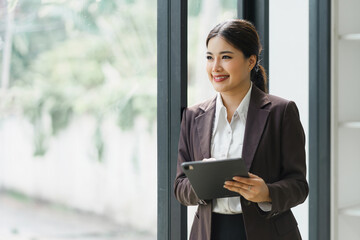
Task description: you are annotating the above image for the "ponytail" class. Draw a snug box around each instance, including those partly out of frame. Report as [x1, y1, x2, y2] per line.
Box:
[250, 63, 268, 93]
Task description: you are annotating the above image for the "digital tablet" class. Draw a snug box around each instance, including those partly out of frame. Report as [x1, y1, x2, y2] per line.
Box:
[181, 158, 248, 200]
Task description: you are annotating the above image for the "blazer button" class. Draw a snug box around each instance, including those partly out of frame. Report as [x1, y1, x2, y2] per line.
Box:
[198, 199, 207, 206]
[271, 212, 279, 217]
[243, 199, 251, 206]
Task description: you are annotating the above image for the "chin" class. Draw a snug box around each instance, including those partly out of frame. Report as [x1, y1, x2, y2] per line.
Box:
[212, 85, 228, 94]
[210, 81, 226, 92]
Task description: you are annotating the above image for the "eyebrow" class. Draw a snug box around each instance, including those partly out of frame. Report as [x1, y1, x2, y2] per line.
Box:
[206, 51, 235, 55]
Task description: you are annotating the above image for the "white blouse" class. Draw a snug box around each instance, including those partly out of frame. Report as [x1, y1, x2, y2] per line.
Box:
[211, 83, 252, 214]
[211, 83, 271, 214]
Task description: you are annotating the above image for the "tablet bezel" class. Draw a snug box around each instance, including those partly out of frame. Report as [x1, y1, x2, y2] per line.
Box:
[181, 158, 248, 200]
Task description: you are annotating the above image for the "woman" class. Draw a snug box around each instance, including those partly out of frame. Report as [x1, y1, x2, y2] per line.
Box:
[174, 19, 308, 240]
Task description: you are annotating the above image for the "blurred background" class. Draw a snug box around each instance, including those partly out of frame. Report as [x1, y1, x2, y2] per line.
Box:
[0, 0, 157, 239]
[0, 0, 312, 239]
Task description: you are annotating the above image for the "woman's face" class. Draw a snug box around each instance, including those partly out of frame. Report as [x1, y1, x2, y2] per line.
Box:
[206, 36, 255, 95]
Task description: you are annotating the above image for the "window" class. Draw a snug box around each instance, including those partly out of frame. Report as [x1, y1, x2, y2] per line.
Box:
[0, 0, 157, 239]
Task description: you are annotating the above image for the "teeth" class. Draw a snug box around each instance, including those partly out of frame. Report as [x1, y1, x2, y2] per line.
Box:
[214, 76, 228, 79]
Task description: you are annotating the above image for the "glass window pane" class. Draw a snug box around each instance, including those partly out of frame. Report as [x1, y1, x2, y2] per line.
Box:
[0, 0, 157, 239]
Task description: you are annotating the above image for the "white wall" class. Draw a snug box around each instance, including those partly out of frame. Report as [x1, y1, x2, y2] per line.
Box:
[332, 0, 360, 239]
[269, 0, 309, 239]
[0, 115, 157, 234]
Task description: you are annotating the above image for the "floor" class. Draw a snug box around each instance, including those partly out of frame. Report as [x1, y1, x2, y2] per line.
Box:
[0, 193, 155, 240]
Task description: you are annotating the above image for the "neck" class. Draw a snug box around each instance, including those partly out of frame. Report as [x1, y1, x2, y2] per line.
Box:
[220, 81, 251, 111]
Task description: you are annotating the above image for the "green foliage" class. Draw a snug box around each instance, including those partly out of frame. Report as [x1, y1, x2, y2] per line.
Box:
[117, 97, 136, 130]
[221, 0, 237, 9]
[94, 116, 104, 163]
[2, 0, 157, 160]
[7, 0, 20, 12]
[188, 0, 202, 17]
[48, 99, 73, 135]
[116, 93, 156, 131]
[28, 37, 109, 88]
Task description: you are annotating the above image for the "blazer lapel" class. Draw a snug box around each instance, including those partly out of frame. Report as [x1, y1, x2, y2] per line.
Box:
[242, 86, 271, 170]
[195, 97, 216, 159]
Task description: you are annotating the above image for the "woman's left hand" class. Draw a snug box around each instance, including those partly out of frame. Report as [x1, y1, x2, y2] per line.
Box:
[224, 173, 272, 203]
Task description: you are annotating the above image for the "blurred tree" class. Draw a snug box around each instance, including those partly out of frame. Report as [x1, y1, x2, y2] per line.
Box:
[0, 0, 157, 160]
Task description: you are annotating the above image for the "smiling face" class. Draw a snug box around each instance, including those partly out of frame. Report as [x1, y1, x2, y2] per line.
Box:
[206, 36, 256, 96]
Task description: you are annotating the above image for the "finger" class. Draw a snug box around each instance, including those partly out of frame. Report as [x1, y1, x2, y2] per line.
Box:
[223, 185, 247, 194]
[232, 176, 256, 185]
[224, 185, 254, 201]
[224, 181, 251, 190]
[248, 172, 260, 178]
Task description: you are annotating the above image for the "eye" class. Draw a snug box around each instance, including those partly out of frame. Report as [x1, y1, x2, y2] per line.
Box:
[206, 55, 213, 60]
[222, 55, 232, 59]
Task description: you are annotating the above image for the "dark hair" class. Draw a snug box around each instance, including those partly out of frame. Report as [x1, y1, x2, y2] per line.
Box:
[206, 19, 268, 93]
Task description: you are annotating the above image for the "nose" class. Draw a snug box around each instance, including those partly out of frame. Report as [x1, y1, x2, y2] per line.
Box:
[212, 58, 222, 72]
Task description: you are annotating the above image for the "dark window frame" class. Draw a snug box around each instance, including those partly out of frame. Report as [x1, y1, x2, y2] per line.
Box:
[157, 0, 188, 239]
[238, 0, 269, 92]
[309, 0, 331, 239]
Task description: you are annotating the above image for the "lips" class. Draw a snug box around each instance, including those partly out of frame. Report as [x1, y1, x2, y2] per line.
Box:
[213, 75, 229, 82]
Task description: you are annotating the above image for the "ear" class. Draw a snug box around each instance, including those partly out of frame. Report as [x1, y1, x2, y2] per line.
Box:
[248, 55, 257, 70]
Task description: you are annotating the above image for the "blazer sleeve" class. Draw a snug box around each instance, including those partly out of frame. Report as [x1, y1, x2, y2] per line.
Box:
[265, 101, 309, 217]
[173, 109, 205, 206]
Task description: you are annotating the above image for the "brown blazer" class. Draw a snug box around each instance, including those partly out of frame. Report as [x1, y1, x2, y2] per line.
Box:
[174, 85, 309, 240]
